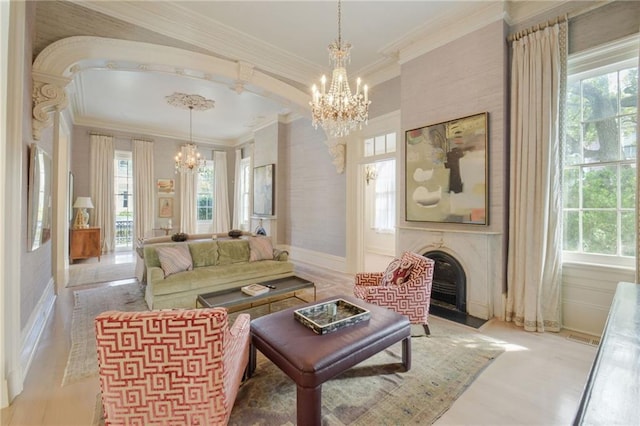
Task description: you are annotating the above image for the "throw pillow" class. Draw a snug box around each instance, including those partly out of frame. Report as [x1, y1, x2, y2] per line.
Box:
[156, 244, 193, 277]
[249, 236, 274, 262]
[380, 257, 413, 286]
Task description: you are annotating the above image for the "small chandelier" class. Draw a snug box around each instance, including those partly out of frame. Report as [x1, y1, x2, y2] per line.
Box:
[166, 93, 214, 174]
[310, 0, 370, 138]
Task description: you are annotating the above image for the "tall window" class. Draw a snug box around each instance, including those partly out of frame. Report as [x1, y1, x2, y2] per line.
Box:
[563, 37, 638, 265]
[238, 157, 251, 230]
[197, 160, 214, 225]
[364, 132, 397, 232]
[114, 150, 133, 248]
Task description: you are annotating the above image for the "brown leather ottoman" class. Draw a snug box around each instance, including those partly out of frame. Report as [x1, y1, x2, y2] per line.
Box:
[249, 294, 411, 426]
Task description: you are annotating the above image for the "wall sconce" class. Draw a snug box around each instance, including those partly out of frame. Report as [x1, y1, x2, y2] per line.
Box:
[365, 164, 378, 185]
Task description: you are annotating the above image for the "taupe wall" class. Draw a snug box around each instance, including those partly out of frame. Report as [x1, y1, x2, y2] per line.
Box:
[20, 2, 52, 329]
[400, 20, 508, 236]
[280, 118, 347, 257]
[369, 76, 401, 120]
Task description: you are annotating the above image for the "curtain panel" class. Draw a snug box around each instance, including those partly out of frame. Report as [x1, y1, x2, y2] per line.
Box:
[232, 148, 243, 230]
[506, 21, 567, 332]
[90, 134, 115, 253]
[132, 139, 154, 240]
[213, 150, 230, 233]
[179, 146, 198, 234]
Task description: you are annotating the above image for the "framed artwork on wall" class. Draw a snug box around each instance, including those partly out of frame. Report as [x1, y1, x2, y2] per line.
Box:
[157, 178, 175, 194]
[253, 164, 275, 216]
[159, 197, 173, 218]
[405, 112, 488, 225]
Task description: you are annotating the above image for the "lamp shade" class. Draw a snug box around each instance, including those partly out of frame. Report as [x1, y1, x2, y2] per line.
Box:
[73, 197, 94, 209]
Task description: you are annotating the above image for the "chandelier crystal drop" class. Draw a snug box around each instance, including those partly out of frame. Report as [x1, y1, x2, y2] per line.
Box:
[174, 106, 205, 174]
[310, 0, 370, 138]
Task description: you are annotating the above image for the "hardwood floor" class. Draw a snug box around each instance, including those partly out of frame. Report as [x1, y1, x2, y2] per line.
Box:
[1, 253, 597, 425]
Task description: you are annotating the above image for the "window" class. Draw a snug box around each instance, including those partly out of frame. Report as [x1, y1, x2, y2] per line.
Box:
[197, 160, 214, 223]
[563, 37, 638, 266]
[372, 159, 396, 232]
[363, 132, 397, 233]
[238, 157, 251, 230]
[114, 151, 133, 248]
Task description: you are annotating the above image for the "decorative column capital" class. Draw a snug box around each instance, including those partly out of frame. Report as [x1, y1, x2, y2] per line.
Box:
[32, 73, 70, 140]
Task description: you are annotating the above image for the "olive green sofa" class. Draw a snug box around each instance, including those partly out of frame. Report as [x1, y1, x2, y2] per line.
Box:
[143, 238, 294, 310]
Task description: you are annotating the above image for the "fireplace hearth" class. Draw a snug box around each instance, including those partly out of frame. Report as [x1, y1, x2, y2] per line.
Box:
[423, 250, 466, 312]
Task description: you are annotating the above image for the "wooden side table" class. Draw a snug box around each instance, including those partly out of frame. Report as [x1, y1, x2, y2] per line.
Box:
[70, 227, 101, 263]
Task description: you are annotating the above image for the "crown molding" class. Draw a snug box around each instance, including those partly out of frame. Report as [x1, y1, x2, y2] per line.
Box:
[69, 1, 323, 88]
[73, 116, 236, 147]
[505, 0, 571, 25]
[381, 2, 506, 66]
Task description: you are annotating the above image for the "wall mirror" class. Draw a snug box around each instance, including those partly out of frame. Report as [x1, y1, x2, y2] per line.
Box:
[28, 144, 52, 251]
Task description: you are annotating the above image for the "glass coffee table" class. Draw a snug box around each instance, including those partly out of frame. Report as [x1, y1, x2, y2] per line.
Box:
[197, 275, 315, 313]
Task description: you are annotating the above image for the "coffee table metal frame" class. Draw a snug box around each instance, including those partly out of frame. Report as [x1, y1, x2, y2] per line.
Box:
[196, 275, 316, 313]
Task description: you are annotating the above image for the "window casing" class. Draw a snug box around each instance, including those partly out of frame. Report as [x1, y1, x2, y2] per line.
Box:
[197, 160, 214, 224]
[238, 157, 251, 231]
[563, 36, 638, 267]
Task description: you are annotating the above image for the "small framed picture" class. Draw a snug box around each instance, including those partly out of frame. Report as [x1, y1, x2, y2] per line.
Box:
[157, 178, 175, 194]
[159, 197, 173, 218]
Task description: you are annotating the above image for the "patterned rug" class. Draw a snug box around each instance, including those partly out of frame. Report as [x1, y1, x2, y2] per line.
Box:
[92, 317, 504, 425]
[67, 262, 136, 287]
[62, 283, 148, 386]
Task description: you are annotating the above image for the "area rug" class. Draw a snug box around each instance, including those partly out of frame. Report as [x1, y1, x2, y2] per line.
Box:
[92, 319, 504, 425]
[62, 283, 148, 386]
[67, 262, 136, 287]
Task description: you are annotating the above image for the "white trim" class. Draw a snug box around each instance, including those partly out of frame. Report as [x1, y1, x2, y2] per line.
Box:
[281, 244, 346, 274]
[2, 0, 25, 405]
[53, 111, 71, 289]
[20, 279, 56, 382]
[568, 34, 640, 76]
[0, 0, 9, 408]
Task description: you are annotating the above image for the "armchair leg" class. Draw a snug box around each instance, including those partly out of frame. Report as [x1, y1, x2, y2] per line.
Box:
[423, 324, 430, 336]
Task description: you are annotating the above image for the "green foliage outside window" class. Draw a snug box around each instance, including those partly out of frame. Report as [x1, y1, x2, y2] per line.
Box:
[563, 65, 637, 258]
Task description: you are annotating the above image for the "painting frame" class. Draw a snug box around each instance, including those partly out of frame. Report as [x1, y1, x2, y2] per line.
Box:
[405, 112, 489, 225]
[156, 178, 175, 194]
[253, 164, 275, 216]
[158, 197, 173, 218]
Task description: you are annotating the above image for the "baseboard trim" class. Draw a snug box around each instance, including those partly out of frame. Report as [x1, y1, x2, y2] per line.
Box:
[281, 245, 346, 273]
[20, 278, 56, 381]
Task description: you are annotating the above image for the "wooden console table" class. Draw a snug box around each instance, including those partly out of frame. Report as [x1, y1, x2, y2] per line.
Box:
[573, 281, 640, 424]
[70, 227, 101, 263]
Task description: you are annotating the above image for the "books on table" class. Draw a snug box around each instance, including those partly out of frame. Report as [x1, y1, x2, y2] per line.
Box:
[241, 284, 269, 296]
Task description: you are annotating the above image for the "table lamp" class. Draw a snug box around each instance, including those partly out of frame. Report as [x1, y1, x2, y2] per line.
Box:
[73, 197, 94, 229]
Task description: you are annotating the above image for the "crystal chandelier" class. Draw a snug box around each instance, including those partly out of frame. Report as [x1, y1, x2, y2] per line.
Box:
[166, 93, 214, 174]
[310, 0, 370, 138]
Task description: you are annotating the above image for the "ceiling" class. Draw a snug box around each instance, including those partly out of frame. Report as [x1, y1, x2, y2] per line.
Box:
[35, 1, 565, 146]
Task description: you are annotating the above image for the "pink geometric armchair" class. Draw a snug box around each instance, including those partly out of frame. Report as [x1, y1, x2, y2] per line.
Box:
[354, 251, 435, 334]
[95, 308, 250, 426]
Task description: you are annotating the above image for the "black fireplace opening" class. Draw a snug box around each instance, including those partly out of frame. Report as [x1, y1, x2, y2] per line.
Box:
[423, 250, 466, 313]
[422, 250, 487, 329]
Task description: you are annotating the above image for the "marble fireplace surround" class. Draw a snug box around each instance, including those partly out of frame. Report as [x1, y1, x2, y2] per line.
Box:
[398, 227, 504, 321]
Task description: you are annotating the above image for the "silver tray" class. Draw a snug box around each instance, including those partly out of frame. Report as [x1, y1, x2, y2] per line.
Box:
[294, 299, 370, 335]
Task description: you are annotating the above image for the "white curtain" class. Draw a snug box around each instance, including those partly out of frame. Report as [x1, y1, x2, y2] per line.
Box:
[232, 148, 243, 230]
[132, 139, 154, 240]
[213, 150, 230, 232]
[90, 134, 115, 253]
[506, 22, 567, 332]
[179, 146, 198, 234]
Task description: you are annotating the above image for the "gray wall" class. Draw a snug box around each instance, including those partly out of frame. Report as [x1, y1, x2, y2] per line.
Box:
[20, 2, 52, 329]
[369, 76, 401, 120]
[280, 118, 347, 257]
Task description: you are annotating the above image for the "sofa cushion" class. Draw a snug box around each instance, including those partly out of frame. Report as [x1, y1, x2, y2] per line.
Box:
[156, 244, 193, 277]
[249, 236, 274, 262]
[189, 241, 219, 268]
[218, 239, 250, 265]
[381, 257, 413, 286]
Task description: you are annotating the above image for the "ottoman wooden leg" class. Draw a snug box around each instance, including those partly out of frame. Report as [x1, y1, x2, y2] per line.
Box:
[297, 384, 322, 426]
[402, 336, 411, 371]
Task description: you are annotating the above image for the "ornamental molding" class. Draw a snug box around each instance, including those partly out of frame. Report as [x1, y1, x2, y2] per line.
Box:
[32, 74, 70, 140]
[31, 36, 310, 140]
[324, 138, 346, 174]
[165, 93, 215, 111]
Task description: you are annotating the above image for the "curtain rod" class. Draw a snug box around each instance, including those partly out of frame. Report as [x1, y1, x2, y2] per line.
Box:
[88, 132, 113, 138]
[508, 14, 568, 42]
